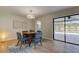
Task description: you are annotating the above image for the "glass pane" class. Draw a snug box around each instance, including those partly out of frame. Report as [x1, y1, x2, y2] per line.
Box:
[66, 15, 79, 44]
[36, 20, 41, 31]
[54, 18, 64, 41]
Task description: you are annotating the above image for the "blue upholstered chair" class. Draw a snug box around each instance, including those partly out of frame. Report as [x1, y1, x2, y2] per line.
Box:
[16, 32, 28, 48]
[33, 31, 42, 48]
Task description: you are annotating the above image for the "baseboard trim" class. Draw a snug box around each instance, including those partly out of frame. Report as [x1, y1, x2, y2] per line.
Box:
[0, 39, 17, 43]
[43, 37, 53, 40]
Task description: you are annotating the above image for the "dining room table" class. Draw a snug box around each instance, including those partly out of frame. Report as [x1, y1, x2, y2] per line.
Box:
[22, 31, 35, 46]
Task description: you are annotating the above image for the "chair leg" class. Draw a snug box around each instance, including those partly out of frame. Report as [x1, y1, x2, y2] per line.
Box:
[29, 43, 31, 47]
[34, 42, 37, 48]
[39, 40, 42, 46]
[16, 40, 20, 46]
[40, 42, 42, 46]
[20, 42, 23, 48]
[28, 39, 32, 47]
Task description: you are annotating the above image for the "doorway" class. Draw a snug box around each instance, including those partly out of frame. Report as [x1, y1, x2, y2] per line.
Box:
[53, 14, 79, 45]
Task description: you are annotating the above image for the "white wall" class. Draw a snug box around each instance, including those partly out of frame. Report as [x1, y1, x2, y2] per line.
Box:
[0, 12, 34, 41]
[35, 15, 53, 40]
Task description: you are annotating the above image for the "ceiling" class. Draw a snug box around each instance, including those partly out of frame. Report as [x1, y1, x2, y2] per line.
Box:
[0, 6, 73, 18]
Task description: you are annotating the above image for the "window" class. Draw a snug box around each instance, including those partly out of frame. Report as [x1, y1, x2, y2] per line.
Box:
[36, 20, 41, 31]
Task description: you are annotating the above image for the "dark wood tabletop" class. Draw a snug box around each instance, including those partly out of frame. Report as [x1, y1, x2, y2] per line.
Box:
[22, 32, 35, 46]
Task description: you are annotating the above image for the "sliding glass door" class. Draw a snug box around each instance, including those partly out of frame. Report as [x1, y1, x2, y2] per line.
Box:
[54, 14, 79, 45]
[54, 18, 65, 41]
[66, 15, 79, 44]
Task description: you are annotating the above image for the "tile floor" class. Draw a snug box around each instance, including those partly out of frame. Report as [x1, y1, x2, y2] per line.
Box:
[1, 39, 79, 53]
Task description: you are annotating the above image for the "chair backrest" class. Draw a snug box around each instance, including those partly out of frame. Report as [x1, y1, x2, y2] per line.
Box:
[30, 30, 35, 32]
[16, 32, 22, 41]
[35, 31, 42, 39]
[22, 31, 28, 33]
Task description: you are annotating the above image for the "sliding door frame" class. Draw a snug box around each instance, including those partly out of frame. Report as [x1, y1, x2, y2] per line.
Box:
[53, 16, 66, 42]
[53, 13, 79, 46]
